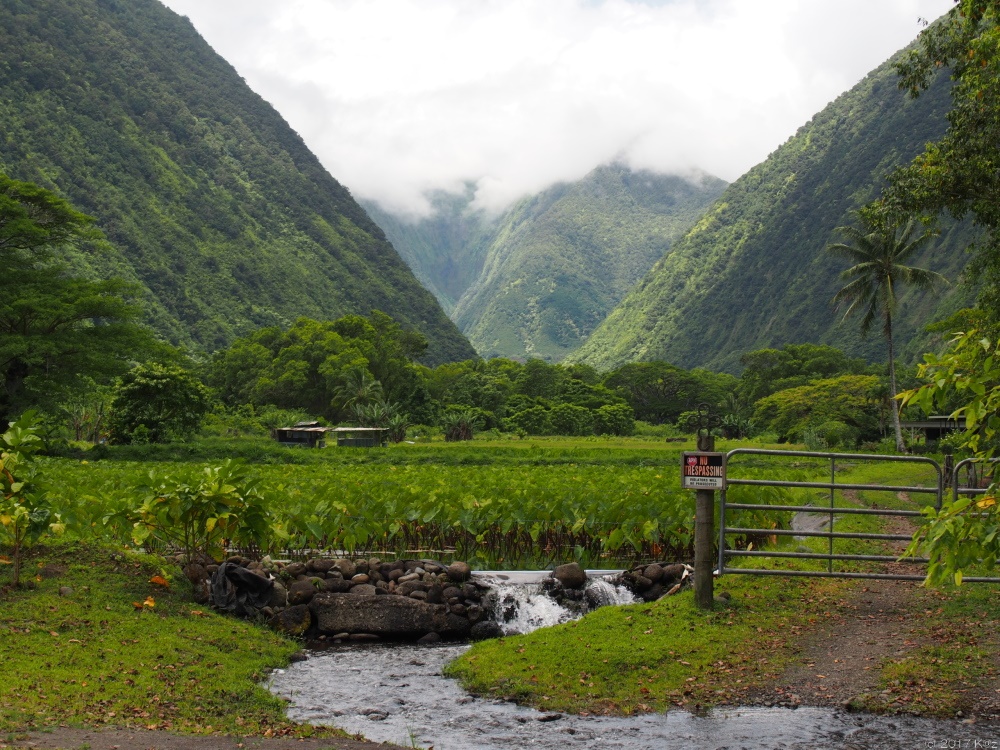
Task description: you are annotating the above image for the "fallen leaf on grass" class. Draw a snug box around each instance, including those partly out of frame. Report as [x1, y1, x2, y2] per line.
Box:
[150, 575, 170, 588]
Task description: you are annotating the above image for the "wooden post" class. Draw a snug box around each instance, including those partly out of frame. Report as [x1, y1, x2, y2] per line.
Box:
[694, 431, 715, 609]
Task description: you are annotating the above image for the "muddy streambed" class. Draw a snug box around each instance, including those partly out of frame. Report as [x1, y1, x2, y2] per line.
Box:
[268, 643, 997, 750]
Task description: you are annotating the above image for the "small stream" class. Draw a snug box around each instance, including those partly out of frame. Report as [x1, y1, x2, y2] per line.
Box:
[268, 643, 997, 750]
[267, 573, 1000, 749]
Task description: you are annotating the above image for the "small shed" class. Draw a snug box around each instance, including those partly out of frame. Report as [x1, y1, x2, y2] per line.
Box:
[331, 426, 389, 448]
[273, 421, 331, 448]
[900, 415, 962, 443]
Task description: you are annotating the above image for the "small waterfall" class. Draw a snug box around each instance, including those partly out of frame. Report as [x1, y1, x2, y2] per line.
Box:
[584, 577, 639, 607]
[481, 574, 638, 635]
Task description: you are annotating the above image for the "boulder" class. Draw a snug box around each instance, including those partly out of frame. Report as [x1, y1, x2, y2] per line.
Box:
[632, 574, 653, 592]
[267, 580, 288, 608]
[469, 620, 503, 641]
[268, 604, 312, 636]
[447, 561, 472, 582]
[661, 563, 688, 582]
[643, 564, 664, 583]
[311, 559, 336, 574]
[287, 580, 320, 606]
[553, 562, 587, 589]
[331, 559, 356, 579]
[310, 592, 471, 638]
[425, 584, 444, 604]
[183, 562, 207, 585]
[323, 578, 352, 593]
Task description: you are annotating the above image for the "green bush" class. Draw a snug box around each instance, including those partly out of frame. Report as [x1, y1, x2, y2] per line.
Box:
[815, 420, 858, 449]
[505, 406, 553, 436]
[549, 403, 593, 437]
[593, 403, 636, 436]
[108, 363, 212, 444]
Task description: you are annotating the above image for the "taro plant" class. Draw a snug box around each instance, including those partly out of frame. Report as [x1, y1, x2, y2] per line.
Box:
[122, 460, 274, 566]
[0, 413, 65, 586]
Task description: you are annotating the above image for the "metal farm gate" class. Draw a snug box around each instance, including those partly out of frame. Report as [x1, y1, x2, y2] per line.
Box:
[717, 448, 1000, 583]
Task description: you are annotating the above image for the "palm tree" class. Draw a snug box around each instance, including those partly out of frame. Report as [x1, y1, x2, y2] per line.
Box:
[828, 214, 947, 452]
[333, 368, 382, 414]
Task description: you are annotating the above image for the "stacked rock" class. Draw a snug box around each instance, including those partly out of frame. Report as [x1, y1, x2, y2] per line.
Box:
[617, 562, 691, 602]
[197, 555, 492, 643]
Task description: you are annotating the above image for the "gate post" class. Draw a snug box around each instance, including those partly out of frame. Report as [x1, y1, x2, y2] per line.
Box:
[683, 405, 722, 610]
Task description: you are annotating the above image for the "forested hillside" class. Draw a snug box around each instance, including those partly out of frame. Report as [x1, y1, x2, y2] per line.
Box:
[362, 185, 493, 315]
[0, 0, 474, 364]
[369, 164, 725, 362]
[574, 51, 977, 373]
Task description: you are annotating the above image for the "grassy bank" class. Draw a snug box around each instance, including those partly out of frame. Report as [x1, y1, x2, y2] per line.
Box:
[446, 574, 849, 714]
[0, 541, 340, 739]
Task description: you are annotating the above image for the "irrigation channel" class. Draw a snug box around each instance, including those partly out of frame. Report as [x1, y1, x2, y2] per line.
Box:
[267, 572, 998, 749]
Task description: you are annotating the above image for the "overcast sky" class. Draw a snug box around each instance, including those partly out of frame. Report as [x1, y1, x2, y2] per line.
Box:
[159, 0, 952, 217]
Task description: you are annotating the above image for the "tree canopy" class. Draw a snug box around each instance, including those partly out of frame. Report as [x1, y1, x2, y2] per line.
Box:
[0, 174, 155, 426]
[886, 0, 1000, 317]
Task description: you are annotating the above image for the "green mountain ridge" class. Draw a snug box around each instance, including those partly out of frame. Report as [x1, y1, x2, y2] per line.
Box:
[0, 0, 474, 365]
[368, 164, 726, 362]
[362, 185, 493, 315]
[572, 50, 978, 373]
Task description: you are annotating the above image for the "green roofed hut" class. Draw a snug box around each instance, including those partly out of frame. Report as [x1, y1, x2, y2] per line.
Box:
[331, 427, 389, 448]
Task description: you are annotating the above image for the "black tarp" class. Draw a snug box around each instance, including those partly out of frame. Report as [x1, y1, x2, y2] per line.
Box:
[210, 561, 274, 618]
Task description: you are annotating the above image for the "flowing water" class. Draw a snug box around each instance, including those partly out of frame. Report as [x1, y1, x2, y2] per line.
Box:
[267, 573, 1000, 749]
[484, 573, 637, 634]
[268, 643, 997, 750]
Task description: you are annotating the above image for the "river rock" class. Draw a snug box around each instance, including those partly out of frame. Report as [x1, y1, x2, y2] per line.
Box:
[269, 604, 312, 636]
[310, 592, 471, 638]
[349, 584, 378, 597]
[425, 584, 444, 604]
[641, 583, 664, 602]
[267, 580, 288, 608]
[632, 574, 653, 592]
[193, 579, 210, 604]
[351, 573, 371, 584]
[332, 559, 356, 579]
[447, 561, 471, 582]
[398, 580, 428, 596]
[466, 604, 484, 623]
[643, 564, 664, 583]
[183, 562, 207, 585]
[311, 559, 336, 574]
[283, 562, 307, 578]
[323, 578, 352, 593]
[443, 586, 463, 600]
[287, 579, 320, 605]
[553, 562, 587, 589]
[661, 563, 688, 582]
[461, 583, 481, 601]
[469, 620, 503, 641]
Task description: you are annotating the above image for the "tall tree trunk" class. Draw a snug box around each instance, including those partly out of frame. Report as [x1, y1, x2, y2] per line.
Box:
[886, 314, 906, 453]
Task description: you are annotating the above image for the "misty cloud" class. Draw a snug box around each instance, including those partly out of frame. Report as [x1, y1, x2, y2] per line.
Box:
[161, 0, 950, 217]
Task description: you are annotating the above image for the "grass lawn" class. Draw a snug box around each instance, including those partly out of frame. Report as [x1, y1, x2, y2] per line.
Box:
[0, 541, 342, 740]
